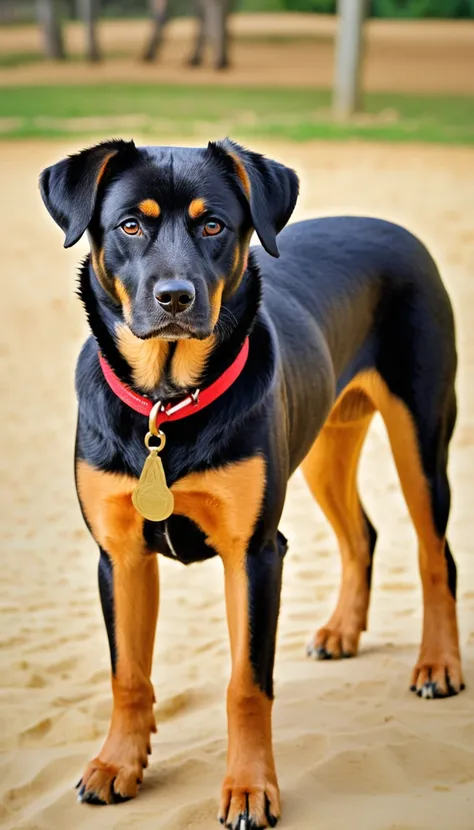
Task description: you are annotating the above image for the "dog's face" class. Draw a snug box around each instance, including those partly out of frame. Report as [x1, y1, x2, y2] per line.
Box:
[40, 139, 298, 341]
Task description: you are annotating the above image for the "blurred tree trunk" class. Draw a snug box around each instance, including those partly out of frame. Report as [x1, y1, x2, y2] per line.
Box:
[143, 0, 168, 61]
[36, 0, 66, 59]
[333, 0, 368, 118]
[77, 0, 101, 61]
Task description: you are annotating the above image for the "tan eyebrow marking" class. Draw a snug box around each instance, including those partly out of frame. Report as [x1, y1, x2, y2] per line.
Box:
[188, 198, 206, 219]
[138, 199, 161, 218]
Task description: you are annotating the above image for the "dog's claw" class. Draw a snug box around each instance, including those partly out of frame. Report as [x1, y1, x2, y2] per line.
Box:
[306, 643, 332, 660]
[78, 785, 107, 806]
[411, 678, 465, 699]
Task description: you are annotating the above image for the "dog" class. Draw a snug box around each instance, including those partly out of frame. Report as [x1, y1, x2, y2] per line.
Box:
[40, 138, 463, 828]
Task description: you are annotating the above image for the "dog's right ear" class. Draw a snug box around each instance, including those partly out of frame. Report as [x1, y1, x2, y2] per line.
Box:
[39, 139, 137, 248]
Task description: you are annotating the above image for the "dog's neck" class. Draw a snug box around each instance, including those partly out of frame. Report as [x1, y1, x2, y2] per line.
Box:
[78, 253, 262, 400]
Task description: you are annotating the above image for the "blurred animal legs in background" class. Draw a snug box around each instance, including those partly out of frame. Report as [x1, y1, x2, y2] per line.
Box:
[36, 0, 66, 59]
[143, 0, 232, 69]
[76, 0, 101, 61]
[143, 0, 169, 61]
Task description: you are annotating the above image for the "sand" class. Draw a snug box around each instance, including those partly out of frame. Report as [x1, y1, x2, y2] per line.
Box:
[1, 138, 474, 830]
[1, 15, 474, 94]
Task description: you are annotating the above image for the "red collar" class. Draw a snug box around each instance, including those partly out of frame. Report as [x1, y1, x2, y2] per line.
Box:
[99, 337, 249, 431]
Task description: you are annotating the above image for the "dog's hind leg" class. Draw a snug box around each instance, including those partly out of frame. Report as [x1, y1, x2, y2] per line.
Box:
[75, 461, 158, 804]
[302, 387, 377, 660]
[367, 374, 463, 698]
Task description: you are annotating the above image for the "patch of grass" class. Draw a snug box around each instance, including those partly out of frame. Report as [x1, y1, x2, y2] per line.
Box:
[0, 50, 131, 68]
[0, 52, 44, 69]
[0, 83, 472, 144]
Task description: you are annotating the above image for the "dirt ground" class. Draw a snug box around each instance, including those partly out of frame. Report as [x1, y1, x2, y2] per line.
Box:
[1, 14, 474, 93]
[1, 137, 474, 830]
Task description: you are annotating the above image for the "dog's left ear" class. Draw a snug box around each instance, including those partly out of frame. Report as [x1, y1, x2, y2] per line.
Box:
[209, 139, 299, 258]
[39, 139, 137, 248]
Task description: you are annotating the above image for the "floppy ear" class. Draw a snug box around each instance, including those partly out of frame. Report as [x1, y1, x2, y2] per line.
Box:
[210, 138, 299, 258]
[39, 139, 137, 248]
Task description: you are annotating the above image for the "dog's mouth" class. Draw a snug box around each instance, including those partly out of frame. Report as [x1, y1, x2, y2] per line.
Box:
[130, 321, 210, 341]
[154, 322, 193, 341]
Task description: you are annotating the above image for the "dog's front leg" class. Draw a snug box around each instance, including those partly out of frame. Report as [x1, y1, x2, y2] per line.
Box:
[219, 534, 286, 829]
[76, 461, 158, 805]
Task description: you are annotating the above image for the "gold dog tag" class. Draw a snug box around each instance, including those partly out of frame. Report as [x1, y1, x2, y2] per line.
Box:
[132, 426, 174, 522]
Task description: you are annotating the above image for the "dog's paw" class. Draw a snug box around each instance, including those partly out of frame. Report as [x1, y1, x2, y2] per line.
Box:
[77, 722, 154, 806]
[76, 755, 146, 805]
[306, 625, 360, 660]
[410, 657, 465, 699]
[218, 778, 280, 829]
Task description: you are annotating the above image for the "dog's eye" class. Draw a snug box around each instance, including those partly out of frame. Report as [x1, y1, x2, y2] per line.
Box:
[203, 219, 223, 237]
[121, 220, 141, 236]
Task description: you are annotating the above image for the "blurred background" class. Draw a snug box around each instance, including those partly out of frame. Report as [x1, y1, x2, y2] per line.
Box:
[0, 0, 473, 142]
[2, 4, 474, 830]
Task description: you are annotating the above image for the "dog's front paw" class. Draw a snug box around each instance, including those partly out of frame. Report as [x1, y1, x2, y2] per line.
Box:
[77, 755, 144, 805]
[77, 714, 155, 805]
[218, 771, 280, 829]
[410, 653, 464, 699]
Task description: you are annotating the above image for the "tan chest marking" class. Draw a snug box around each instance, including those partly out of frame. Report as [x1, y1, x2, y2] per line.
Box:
[171, 337, 216, 388]
[76, 456, 265, 565]
[76, 460, 144, 563]
[171, 456, 266, 564]
[116, 324, 169, 392]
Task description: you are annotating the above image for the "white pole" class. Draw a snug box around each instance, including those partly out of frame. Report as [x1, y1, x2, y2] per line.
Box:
[333, 0, 367, 119]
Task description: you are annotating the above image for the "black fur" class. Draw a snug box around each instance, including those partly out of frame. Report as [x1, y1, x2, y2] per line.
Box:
[98, 548, 117, 674]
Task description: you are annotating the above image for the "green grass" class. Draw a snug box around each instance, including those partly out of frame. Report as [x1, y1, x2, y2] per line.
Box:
[0, 83, 472, 143]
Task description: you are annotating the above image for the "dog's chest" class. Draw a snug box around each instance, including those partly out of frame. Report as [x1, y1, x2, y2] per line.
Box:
[145, 514, 218, 564]
[143, 455, 266, 564]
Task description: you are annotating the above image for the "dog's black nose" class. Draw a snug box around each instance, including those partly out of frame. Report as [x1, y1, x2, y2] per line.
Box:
[154, 280, 195, 315]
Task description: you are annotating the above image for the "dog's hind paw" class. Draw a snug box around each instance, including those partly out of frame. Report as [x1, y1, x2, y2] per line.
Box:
[306, 625, 360, 660]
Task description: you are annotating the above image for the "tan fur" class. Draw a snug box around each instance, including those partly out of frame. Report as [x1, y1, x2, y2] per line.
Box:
[170, 281, 223, 388]
[114, 278, 132, 323]
[76, 461, 158, 804]
[96, 151, 117, 187]
[139, 199, 160, 218]
[91, 247, 110, 294]
[171, 336, 216, 388]
[188, 198, 206, 219]
[303, 370, 462, 690]
[230, 230, 252, 294]
[302, 393, 375, 657]
[116, 324, 169, 392]
[172, 458, 280, 825]
[228, 152, 251, 198]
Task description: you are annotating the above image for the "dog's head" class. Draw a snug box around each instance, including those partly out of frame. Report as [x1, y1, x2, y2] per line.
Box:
[40, 139, 298, 341]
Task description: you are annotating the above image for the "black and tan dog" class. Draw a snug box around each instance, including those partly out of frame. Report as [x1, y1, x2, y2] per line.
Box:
[40, 138, 463, 828]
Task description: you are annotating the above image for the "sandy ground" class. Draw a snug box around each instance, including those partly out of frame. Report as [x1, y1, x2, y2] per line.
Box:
[1, 137, 474, 830]
[1, 15, 474, 93]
